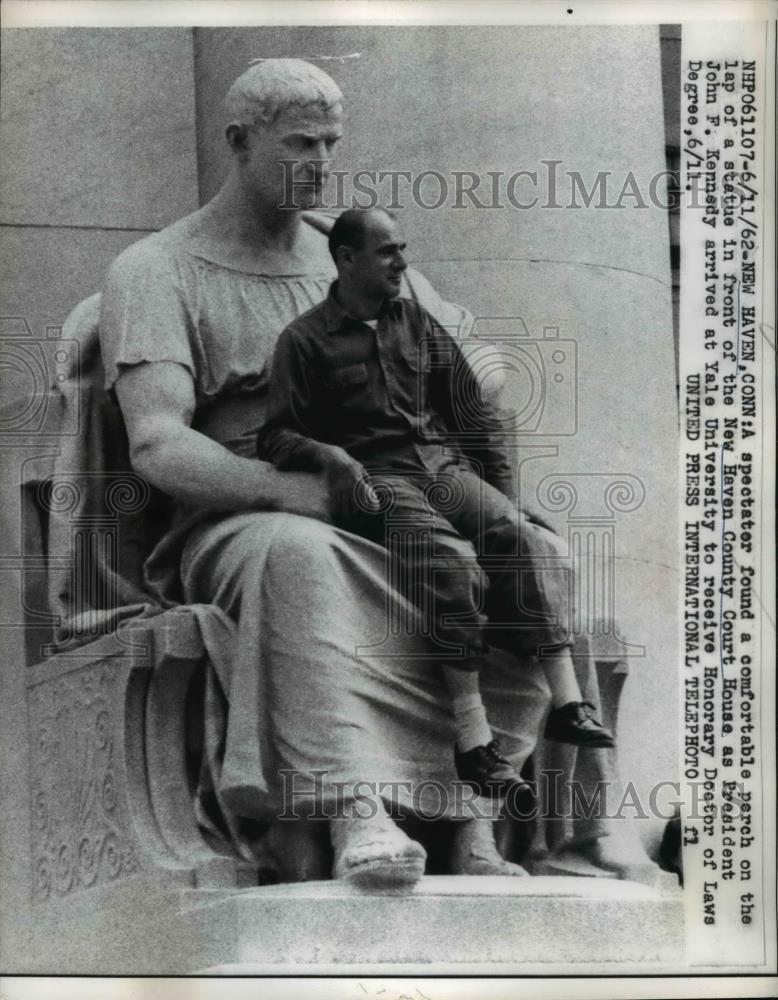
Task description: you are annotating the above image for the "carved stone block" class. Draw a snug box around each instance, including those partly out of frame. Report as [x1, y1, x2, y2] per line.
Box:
[28, 657, 141, 900]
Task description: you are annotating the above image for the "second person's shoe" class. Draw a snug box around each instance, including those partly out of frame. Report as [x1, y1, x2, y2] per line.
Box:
[455, 739, 530, 799]
[544, 701, 615, 748]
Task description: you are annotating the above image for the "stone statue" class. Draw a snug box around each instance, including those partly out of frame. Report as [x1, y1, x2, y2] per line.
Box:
[43, 58, 660, 889]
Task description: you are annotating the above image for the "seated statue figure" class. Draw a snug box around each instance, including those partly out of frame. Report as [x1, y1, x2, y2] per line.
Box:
[94, 58, 653, 887]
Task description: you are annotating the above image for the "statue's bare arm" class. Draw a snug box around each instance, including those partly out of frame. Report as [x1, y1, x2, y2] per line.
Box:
[114, 360, 331, 520]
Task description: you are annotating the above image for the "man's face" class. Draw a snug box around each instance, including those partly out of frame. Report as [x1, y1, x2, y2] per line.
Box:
[346, 213, 408, 300]
[244, 103, 343, 208]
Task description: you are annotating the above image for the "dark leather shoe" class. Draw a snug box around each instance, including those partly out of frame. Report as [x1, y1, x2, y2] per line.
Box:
[455, 739, 528, 799]
[544, 701, 615, 748]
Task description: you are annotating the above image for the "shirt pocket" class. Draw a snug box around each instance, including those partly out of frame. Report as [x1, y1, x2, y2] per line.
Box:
[399, 342, 431, 373]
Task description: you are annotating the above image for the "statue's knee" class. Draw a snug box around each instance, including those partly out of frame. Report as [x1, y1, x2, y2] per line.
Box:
[263, 514, 342, 567]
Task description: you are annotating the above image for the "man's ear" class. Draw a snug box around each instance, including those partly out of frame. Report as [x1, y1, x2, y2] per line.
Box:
[335, 245, 353, 268]
[226, 123, 251, 158]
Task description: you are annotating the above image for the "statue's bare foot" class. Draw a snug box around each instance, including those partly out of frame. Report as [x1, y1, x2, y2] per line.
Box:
[450, 819, 529, 877]
[577, 833, 656, 876]
[542, 833, 666, 886]
[331, 799, 426, 889]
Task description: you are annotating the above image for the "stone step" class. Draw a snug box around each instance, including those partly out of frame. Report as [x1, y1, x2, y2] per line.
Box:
[187, 874, 684, 970]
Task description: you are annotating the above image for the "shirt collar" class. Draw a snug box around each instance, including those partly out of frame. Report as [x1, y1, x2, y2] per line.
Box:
[323, 281, 402, 334]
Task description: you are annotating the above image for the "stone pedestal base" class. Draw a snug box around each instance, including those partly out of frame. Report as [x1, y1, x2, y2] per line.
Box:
[193, 876, 684, 970]
[24, 874, 682, 973]
[196, 876, 683, 971]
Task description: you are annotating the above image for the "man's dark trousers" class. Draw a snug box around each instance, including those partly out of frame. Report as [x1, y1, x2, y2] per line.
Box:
[340, 464, 570, 670]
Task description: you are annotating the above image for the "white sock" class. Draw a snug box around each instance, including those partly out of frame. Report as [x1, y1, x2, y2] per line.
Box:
[452, 693, 493, 752]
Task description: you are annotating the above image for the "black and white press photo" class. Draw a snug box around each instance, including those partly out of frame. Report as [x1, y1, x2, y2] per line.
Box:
[0, 1, 775, 993]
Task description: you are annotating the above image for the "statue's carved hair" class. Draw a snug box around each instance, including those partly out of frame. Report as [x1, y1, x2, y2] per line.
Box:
[225, 58, 342, 127]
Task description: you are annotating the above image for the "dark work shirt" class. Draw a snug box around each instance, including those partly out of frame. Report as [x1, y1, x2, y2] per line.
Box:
[257, 282, 514, 499]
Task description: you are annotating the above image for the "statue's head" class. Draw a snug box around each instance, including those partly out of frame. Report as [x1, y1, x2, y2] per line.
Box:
[225, 58, 343, 128]
[224, 59, 344, 209]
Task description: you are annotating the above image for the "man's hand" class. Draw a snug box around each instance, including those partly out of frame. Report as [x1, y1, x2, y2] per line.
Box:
[273, 471, 334, 523]
[318, 444, 381, 520]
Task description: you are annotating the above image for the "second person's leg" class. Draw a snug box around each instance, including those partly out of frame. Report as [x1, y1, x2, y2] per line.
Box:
[346, 472, 525, 794]
[443, 470, 614, 748]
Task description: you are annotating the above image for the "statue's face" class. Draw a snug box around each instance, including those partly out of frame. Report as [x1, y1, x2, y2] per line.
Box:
[245, 102, 343, 209]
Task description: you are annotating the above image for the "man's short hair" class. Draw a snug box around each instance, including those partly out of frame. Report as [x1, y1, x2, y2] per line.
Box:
[328, 207, 395, 262]
[225, 58, 342, 127]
